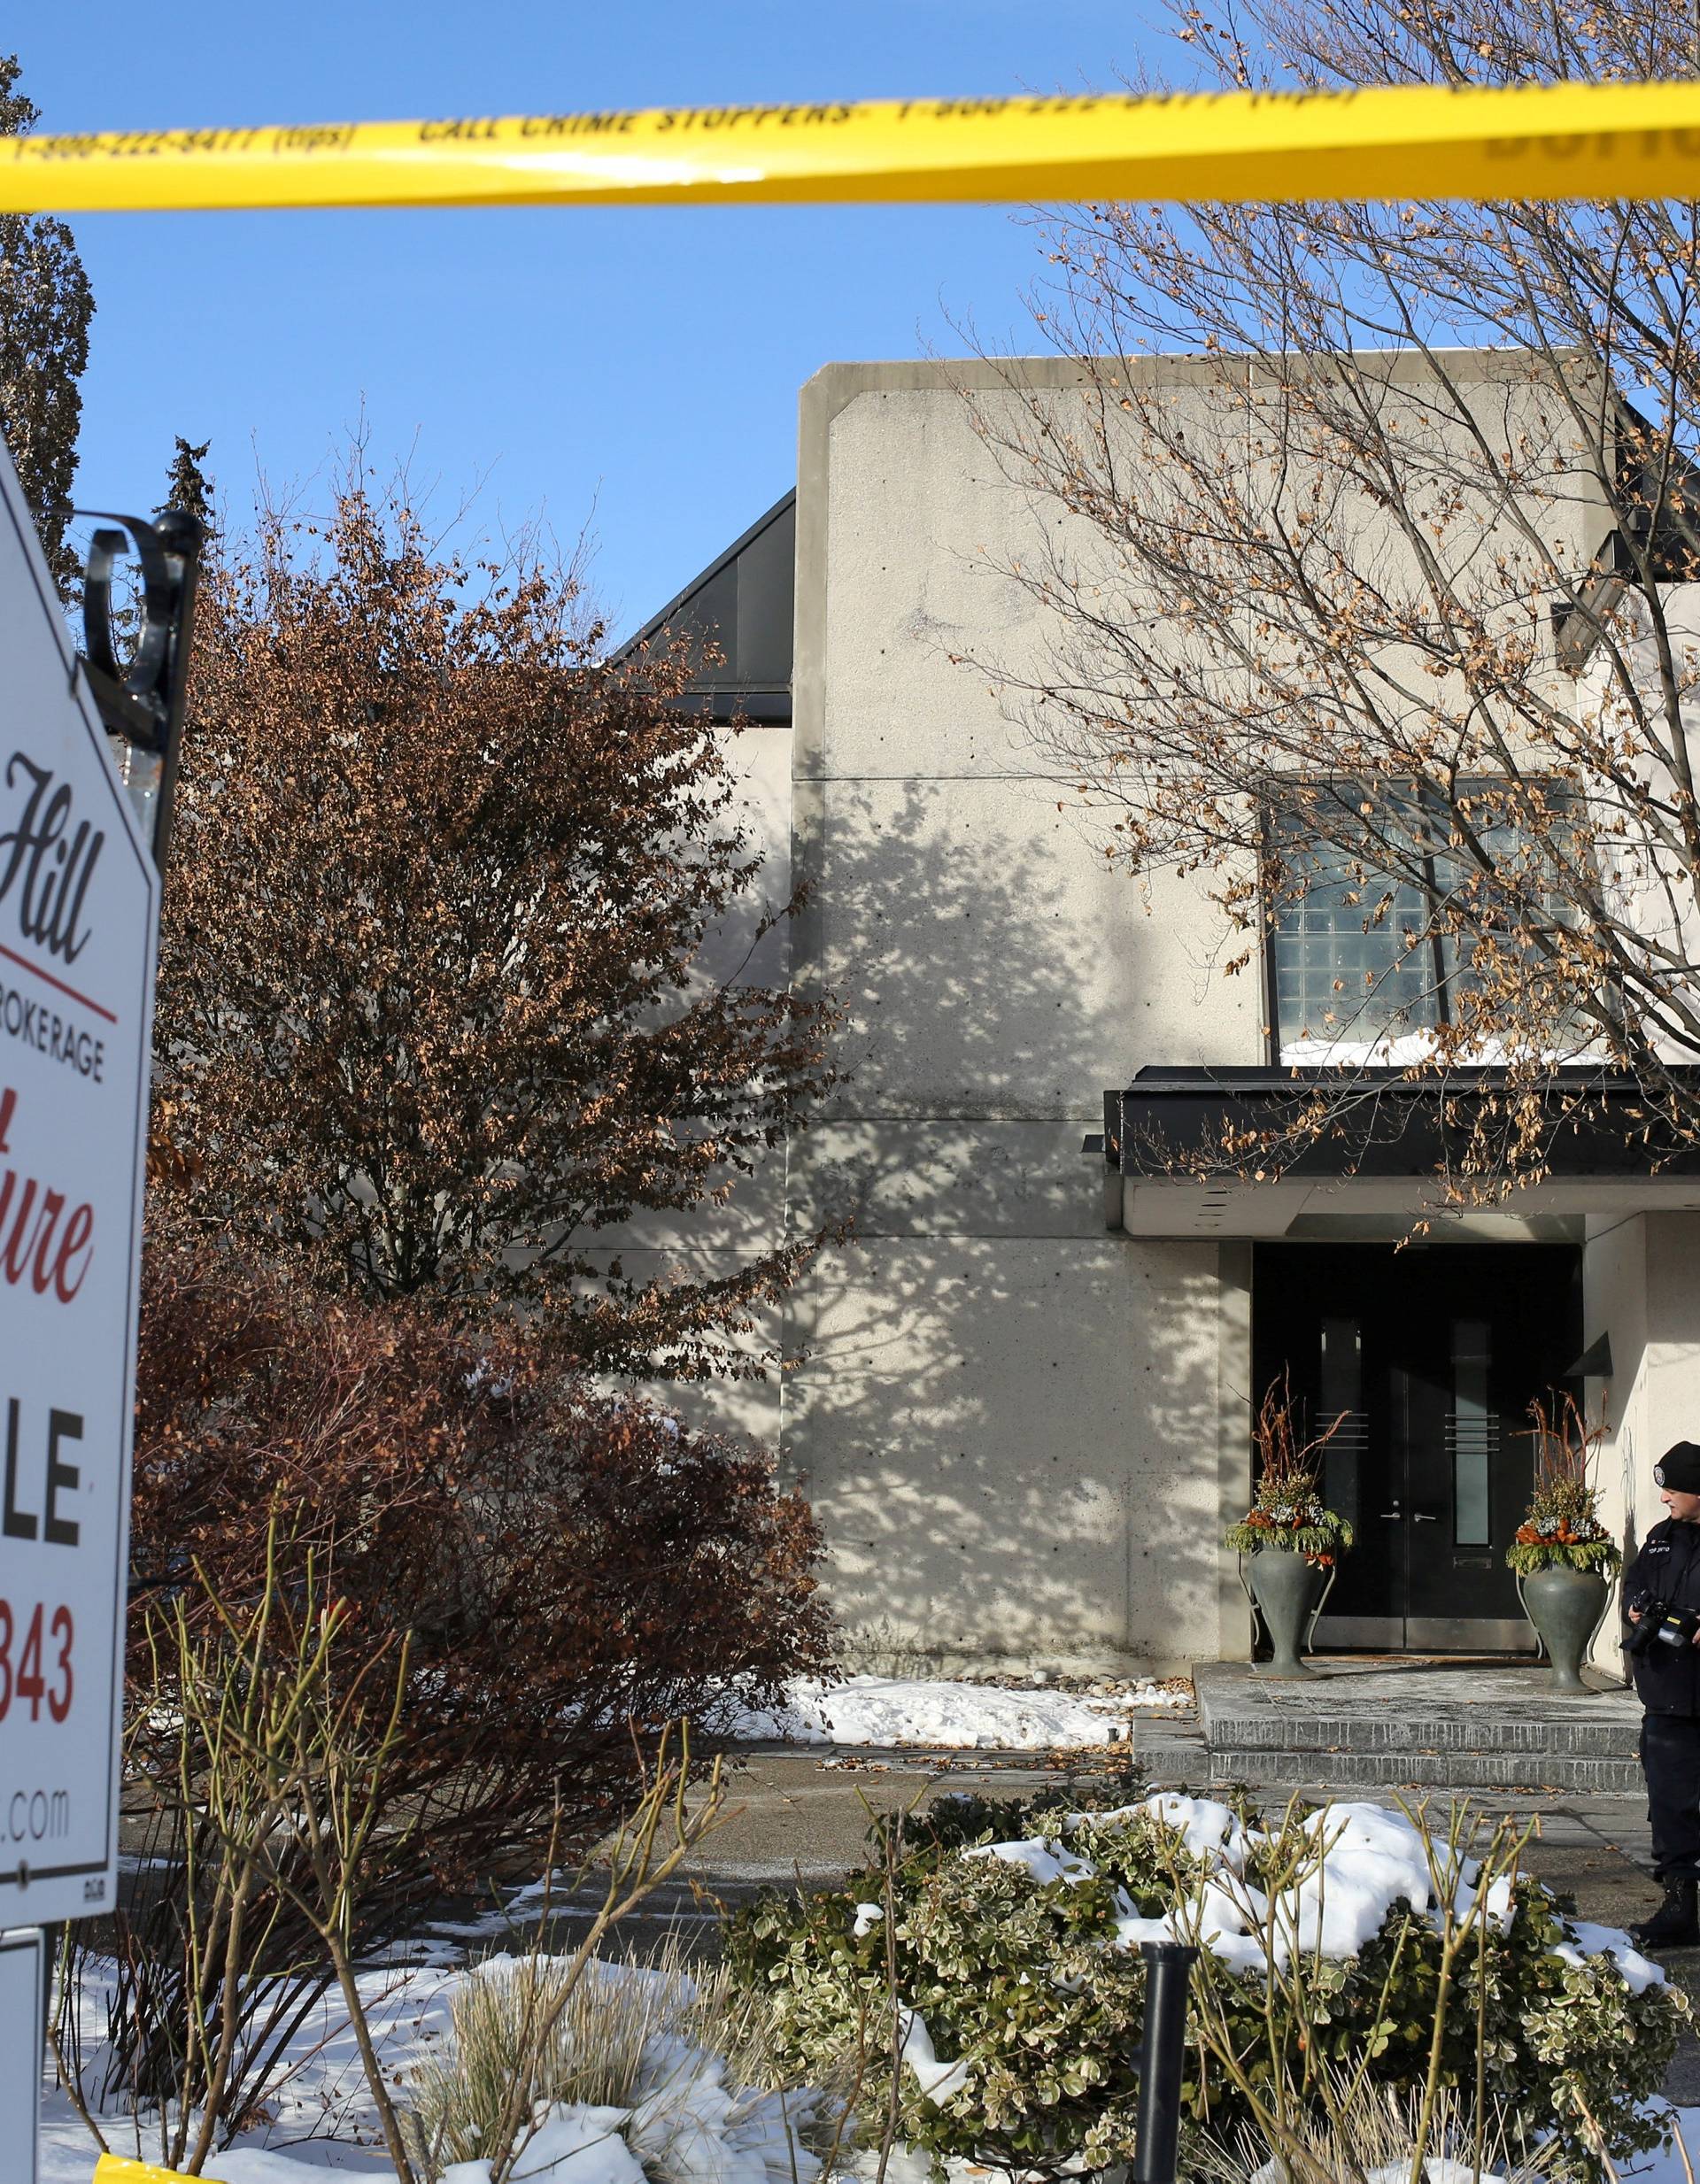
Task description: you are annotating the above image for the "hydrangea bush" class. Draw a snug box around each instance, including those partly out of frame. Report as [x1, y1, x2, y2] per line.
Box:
[728, 1788, 1681, 2181]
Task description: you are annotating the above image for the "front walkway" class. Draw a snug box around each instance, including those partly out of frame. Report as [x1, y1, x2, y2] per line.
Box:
[400, 1671, 1690, 2095]
[480, 1669, 1659, 1956]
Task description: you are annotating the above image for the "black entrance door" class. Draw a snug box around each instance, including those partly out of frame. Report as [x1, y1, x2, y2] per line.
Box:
[1251, 1244, 1582, 1651]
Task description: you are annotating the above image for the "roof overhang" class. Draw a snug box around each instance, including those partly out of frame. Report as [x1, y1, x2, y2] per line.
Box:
[1102, 1066, 1700, 1240]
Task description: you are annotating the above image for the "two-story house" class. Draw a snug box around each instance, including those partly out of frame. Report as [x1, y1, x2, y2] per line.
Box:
[630, 351, 1700, 1675]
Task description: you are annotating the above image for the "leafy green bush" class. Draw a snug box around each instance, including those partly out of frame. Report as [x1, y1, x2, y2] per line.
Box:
[727, 1791, 1683, 2181]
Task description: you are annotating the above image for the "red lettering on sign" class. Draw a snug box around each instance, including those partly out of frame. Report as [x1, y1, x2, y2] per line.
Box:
[0, 1086, 95, 1304]
[0, 1599, 73, 1723]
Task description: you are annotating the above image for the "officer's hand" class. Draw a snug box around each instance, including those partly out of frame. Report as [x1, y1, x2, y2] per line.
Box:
[1629, 1609, 1642, 1622]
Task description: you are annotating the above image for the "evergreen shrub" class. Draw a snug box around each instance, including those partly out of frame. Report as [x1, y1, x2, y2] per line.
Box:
[727, 1787, 1682, 2181]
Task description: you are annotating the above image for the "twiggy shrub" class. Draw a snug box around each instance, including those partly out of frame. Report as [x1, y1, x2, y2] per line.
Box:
[60, 1583, 728, 2184]
[58, 1519, 419, 2176]
[728, 1792, 1683, 2182]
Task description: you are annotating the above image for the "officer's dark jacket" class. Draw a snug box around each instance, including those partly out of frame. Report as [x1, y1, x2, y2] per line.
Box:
[1625, 1517, 1700, 1714]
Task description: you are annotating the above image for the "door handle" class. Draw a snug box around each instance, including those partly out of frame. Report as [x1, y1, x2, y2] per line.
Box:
[1379, 1509, 1403, 1520]
[1411, 1513, 1440, 1524]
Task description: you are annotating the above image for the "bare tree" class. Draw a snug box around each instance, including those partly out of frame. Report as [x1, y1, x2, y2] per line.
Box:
[968, 0, 1700, 1196]
[0, 52, 93, 598]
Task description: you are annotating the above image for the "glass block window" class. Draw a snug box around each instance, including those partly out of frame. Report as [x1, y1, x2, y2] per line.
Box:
[1433, 811, 1578, 1009]
[1268, 783, 1577, 1057]
[1270, 809, 1439, 1050]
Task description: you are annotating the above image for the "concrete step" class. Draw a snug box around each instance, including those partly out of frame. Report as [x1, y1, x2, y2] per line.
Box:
[1195, 1660, 1644, 1794]
[1208, 1745, 1642, 1793]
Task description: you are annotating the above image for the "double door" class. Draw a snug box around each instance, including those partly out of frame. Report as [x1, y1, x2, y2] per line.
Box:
[1250, 1244, 1581, 1651]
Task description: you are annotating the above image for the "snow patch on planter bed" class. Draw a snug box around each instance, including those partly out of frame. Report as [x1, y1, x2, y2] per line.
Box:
[713, 1675, 1187, 1748]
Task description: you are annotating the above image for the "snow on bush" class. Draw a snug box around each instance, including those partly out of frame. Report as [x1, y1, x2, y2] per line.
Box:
[730, 1788, 1684, 2181]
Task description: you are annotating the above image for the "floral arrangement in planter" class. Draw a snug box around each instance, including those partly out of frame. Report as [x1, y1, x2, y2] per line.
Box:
[1506, 1394, 1620, 1577]
[1225, 1373, 1354, 1567]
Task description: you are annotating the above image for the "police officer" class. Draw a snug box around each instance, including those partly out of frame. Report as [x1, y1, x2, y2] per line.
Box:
[1625, 1440, 1700, 1949]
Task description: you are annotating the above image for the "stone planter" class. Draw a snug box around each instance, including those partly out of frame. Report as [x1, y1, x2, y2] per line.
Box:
[1517, 1563, 1611, 1694]
[1242, 1548, 1334, 1677]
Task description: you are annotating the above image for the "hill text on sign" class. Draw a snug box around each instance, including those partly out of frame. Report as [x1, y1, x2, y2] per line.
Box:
[0, 447, 158, 1925]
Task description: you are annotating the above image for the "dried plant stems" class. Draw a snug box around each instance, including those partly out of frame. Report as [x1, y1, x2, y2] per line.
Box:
[1255, 1369, 1348, 1488]
[483, 1729, 728, 2184]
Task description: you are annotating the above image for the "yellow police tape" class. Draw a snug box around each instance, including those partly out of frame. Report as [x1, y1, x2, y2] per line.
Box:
[4, 80, 1700, 214]
[93, 2158, 228, 2183]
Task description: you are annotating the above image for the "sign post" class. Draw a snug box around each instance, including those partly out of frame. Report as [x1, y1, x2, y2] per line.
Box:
[0, 443, 166, 2176]
[0, 1929, 42, 2179]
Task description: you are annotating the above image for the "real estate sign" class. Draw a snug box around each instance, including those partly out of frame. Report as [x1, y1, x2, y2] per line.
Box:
[0, 445, 158, 1926]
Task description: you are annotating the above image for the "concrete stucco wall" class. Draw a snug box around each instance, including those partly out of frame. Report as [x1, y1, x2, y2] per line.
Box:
[1584, 1211, 1700, 1671]
[582, 719, 795, 1447]
[645, 350, 1646, 1671]
[781, 361, 1263, 1669]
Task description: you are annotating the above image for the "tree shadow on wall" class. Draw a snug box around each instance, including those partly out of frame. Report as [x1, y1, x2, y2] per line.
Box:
[784, 775, 1240, 1668]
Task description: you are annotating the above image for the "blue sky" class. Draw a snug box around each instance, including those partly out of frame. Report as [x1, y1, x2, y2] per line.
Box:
[15, 3, 1166, 637]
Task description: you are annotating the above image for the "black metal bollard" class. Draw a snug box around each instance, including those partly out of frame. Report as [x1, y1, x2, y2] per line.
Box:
[1132, 1941, 1198, 2184]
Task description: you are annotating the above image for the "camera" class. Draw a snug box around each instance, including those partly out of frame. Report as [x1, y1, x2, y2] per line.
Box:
[1626, 1595, 1700, 1656]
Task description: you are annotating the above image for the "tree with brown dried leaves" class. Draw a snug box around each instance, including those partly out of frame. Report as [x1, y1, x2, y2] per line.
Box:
[153, 463, 838, 1375]
[970, 0, 1700, 1198]
[128, 1233, 830, 1912]
[0, 53, 94, 599]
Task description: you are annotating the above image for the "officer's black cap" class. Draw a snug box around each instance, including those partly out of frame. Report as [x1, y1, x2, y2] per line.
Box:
[1655, 1442, 1700, 1493]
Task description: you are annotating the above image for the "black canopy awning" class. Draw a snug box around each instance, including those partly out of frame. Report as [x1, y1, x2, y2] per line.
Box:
[1103, 1066, 1700, 1182]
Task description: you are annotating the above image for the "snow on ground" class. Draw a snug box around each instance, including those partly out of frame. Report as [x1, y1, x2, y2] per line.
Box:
[42, 1957, 459, 2180]
[1625, 2106, 1700, 2184]
[42, 1954, 823, 2184]
[56, 2105, 1699, 2184]
[33, 1793, 1676, 2183]
[715, 1674, 1188, 1748]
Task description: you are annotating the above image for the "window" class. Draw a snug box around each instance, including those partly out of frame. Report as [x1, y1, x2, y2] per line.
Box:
[1267, 783, 1577, 1060]
[1449, 1317, 1495, 1547]
[1318, 1315, 1365, 1536]
[1268, 791, 1439, 1055]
